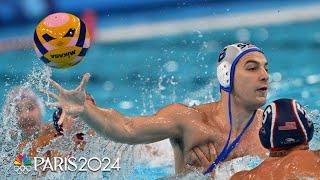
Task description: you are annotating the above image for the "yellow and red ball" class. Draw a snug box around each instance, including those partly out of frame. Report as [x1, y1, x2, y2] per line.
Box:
[34, 12, 90, 69]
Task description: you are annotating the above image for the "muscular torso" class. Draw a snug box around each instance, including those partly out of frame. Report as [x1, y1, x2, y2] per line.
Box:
[169, 102, 267, 173]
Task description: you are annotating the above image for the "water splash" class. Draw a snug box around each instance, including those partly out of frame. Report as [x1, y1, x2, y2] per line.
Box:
[0, 63, 52, 178]
[0, 63, 171, 179]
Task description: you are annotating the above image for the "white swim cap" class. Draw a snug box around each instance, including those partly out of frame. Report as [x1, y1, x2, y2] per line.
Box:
[217, 43, 264, 92]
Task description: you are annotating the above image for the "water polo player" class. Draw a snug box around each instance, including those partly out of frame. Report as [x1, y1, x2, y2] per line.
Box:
[10, 90, 96, 158]
[43, 42, 269, 174]
[2, 86, 59, 157]
[3, 86, 46, 141]
[231, 98, 320, 179]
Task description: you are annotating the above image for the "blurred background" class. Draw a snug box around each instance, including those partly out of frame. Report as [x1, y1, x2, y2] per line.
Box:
[1, 0, 320, 115]
[1, 0, 320, 178]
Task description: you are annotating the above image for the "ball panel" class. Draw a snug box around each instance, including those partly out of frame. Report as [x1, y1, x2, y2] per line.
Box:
[78, 48, 88, 57]
[43, 13, 70, 27]
[34, 31, 48, 55]
[75, 20, 87, 47]
[43, 46, 82, 63]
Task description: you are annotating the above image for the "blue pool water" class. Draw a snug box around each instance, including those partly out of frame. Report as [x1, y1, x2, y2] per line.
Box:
[1, 20, 320, 114]
[1, 6, 320, 179]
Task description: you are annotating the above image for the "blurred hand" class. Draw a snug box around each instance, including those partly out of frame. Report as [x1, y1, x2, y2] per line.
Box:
[185, 142, 217, 169]
[41, 73, 91, 125]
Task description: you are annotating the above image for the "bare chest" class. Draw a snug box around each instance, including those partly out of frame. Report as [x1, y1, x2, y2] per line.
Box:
[205, 115, 267, 159]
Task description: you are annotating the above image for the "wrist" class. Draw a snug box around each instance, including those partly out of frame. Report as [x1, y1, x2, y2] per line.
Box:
[78, 100, 92, 119]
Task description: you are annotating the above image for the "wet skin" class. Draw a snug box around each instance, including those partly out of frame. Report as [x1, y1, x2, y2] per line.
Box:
[231, 148, 320, 180]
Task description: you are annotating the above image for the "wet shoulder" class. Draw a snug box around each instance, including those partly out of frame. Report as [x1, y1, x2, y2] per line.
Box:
[157, 103, 205, 119]
[193, 102, 218, 115]
[280, 150, 320, 168]
[157, 103, 213, 127]
[278, 150, 320, 178]
[284, 150, 317, 159]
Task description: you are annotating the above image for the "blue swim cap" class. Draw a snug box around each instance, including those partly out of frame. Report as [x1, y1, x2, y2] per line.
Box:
[259, 98, 314, 150]
[217, 43, 264, 92]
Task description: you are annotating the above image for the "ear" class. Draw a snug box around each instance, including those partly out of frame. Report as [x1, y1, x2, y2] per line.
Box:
[217, 61, 231, 88]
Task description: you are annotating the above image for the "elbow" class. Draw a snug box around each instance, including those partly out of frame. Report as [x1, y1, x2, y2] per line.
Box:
[120, 122, 141, 145]
[102, 117, 140, 145]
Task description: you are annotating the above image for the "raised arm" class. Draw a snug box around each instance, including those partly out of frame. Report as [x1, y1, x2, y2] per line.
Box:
[43, 73, 194, 145]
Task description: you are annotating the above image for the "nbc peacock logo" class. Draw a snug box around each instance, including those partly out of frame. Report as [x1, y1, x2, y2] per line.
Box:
[13, 153, 32, 174]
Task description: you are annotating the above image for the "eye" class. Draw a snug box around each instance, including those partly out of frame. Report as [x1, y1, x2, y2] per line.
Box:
[64, 28, 76, 37]
[42, 33, 56, 42]
[27, 104, 35, 111]
[247, 66, 257, 71]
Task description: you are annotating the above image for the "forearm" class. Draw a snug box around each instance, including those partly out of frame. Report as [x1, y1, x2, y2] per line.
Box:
[78, 102, 184, 144]
[79, 101, 134, 143]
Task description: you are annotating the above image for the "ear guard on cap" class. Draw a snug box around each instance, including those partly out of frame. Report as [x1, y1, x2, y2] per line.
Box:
[259, 98, 314, 150]
[217, 43, 264, 92]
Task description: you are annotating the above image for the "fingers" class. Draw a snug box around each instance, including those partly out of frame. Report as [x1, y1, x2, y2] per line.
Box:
[76, 73, 90, 92]
[186, 150, 201, 167]
[49, 79, 64, 93]
[209, 143, 217, 163]
[198, 144, 211, 162]
[193, 147, 210, 167]
[40, 89, 59, 99]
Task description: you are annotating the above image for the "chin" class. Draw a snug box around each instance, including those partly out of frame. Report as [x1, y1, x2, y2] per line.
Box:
[247, 96, 266, 110]
[256, 96, 267, 107]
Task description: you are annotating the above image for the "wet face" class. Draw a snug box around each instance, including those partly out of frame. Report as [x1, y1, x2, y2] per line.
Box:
[233, 51, 269, 109]
[16, 99, 42, 137]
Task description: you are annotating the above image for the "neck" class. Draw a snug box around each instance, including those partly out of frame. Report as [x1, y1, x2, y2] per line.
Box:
[220, 91, 256, 132]
[269, 144, 309, 157]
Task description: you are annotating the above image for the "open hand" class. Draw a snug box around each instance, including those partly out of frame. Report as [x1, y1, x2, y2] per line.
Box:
[41, 73, 91, 125]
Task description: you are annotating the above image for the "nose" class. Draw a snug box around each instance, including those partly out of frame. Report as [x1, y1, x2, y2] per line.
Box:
[259, 68, 269, 82]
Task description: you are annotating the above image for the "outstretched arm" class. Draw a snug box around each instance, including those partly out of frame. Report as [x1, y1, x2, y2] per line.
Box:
[43, 73, 192, 145]
[80, 102, 186, 144]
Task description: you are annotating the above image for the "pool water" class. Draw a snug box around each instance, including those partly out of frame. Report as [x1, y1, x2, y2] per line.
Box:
[1, 13, 320, 180]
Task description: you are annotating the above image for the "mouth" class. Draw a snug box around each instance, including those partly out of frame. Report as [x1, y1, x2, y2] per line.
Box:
[256, 86, 268, 94]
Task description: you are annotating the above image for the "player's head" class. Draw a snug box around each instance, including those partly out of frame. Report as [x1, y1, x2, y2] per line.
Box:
[3, 86, 44, 137]
[217, 43, 268, 109]
[259, 98, 314, 155]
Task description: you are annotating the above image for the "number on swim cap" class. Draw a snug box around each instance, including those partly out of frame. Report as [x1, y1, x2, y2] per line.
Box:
[263, 105, 272, 124]
[218, 48, 227, 62]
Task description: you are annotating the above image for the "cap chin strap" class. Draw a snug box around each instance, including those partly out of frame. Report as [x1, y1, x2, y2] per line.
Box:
[204, 92, 257, 174]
